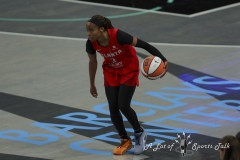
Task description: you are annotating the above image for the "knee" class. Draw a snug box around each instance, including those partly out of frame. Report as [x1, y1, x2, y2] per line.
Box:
[119, 104, 131, 114]
[109, 105, 119, 115]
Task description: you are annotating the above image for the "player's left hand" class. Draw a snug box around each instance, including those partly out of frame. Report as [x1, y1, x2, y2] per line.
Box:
[160, 61, 168, 78]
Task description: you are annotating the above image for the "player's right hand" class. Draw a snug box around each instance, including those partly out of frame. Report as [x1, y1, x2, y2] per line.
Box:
[90, 85, 98, 98]
[160, 61, 168, 78]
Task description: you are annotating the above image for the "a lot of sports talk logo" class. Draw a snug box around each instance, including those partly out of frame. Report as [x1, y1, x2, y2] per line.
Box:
[144, 131, 230, 156]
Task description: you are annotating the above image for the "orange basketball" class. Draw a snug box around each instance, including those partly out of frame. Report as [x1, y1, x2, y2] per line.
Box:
[140, 56, 165, 80]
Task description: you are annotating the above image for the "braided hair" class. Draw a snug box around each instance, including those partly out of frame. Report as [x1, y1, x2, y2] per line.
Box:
[88, 15, 114, 30]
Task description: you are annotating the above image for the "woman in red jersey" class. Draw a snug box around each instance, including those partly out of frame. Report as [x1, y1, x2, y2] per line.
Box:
[85, 15, 168, 155]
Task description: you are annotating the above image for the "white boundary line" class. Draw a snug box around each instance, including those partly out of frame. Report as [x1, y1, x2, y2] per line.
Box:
[0, 31, 85, 41]
[149, 42, 240, 48]
[1, 31, 240, 48]
[59, 0, 189, 18]
[189, 2, 240, 17]
[59, 0, 240, 18]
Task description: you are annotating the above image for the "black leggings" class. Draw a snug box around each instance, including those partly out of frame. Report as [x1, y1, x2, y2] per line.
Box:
[105, 84, 141, 138]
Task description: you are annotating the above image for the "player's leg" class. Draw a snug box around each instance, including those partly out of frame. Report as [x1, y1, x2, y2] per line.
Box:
[105, 86, 128, 138]
[118, 85, 140, 130]
[105, 86, 133, 155]
[118, 84, 147, 155]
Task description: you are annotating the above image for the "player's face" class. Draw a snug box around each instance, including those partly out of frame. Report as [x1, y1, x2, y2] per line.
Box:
[86, 22, 103, 41]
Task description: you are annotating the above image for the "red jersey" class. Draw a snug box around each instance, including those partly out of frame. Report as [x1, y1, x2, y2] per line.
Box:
[91, 28, 138, 69]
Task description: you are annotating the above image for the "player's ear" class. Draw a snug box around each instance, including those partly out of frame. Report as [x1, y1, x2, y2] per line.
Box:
[99, 27, 105, 32]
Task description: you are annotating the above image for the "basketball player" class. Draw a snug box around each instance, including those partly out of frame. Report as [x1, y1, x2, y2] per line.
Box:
[85, 15, 168, 155]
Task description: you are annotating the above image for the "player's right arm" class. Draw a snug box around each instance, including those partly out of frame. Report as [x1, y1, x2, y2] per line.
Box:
[117, 30, 168, 78]
[86, 39, 98, 98]
[88, 53, 98, 98]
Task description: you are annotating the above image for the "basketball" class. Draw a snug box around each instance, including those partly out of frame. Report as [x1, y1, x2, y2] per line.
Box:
[140, 56, 165, 80]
